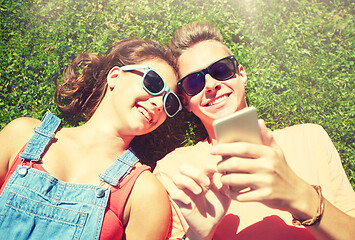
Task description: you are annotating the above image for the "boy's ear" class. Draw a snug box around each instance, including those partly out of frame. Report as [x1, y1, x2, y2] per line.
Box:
[107, 66, 121, 89]
[238, 64, 248, 86]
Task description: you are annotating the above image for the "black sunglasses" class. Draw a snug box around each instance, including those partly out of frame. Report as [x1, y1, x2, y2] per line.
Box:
[120, 65, 182, 117]
[177, 55, 238, 96]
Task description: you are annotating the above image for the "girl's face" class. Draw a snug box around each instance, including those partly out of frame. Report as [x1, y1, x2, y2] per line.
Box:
[177, 40, 248, 128]
[108, 59, 177, 136]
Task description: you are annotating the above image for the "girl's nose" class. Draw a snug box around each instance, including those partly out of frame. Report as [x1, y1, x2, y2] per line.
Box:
[149, 95, 164, 112]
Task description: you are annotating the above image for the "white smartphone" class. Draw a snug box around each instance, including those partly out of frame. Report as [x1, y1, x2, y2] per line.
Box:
[213, 106, 262, 144]
[213, 107, 262, 192]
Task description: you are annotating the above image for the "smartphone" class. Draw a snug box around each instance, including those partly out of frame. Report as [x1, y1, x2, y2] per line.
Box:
[213, 106, 262, 144]
[213, 107, 262, 192]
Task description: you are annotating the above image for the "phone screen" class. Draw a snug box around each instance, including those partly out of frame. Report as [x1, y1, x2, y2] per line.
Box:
[213, 107, 262, 144]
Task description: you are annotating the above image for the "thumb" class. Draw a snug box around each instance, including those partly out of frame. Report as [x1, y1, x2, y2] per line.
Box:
[258, 119, 273, 146]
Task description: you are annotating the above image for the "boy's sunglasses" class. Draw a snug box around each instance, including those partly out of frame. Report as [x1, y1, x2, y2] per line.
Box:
[177, 55, 238, 96]
[120, 65, 182, 117]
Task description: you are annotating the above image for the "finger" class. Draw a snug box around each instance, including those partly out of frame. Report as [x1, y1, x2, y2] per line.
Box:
[219, 172, 267, 190]
[179, 164, 211, 187]
[257, 119, 286, 152]
[217, 156, 249, 173]
[217, 156, 268, 174]
[204, 163, 218, 178]
[258, 119, 274, 146]
[223, 186, 251, 200]
[170, 189, 192, 206]
[172, 174, 203, 195]
[221, 173, 266, 201]
[234, 187, 271, 202]
[204, 163, 218, 173]
[220, 173, 253, 191]
[211, 142, 270, 159]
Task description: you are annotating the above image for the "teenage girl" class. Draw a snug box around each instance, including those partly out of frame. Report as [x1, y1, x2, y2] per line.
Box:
[0, 38, 182, 240]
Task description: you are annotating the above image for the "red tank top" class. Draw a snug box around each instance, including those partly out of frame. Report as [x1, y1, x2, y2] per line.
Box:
[1, 146, 150, 240]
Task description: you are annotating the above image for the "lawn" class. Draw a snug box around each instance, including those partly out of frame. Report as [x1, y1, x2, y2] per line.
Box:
[0, 0, 354, 188]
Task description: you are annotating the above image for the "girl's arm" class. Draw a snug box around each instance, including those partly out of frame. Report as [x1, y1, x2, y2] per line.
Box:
[124, 171, 171, 240]
[0, 117, 41, 186]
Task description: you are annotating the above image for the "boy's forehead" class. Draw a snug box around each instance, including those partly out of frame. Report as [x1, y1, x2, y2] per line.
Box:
[177, 41, 231, 77]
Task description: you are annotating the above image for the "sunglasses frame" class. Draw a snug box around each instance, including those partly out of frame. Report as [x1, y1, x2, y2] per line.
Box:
[120, 65, 182, 117]
[177, 55, 238, 96]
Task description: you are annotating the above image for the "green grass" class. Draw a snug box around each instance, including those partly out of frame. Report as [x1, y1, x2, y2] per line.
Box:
[0, 0, 354, 188]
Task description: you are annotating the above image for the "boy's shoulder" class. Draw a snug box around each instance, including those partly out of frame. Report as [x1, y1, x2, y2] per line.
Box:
[273, 123, 327, 139]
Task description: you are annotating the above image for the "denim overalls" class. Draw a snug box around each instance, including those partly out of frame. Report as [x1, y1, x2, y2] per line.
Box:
[0, 112, 139, 240]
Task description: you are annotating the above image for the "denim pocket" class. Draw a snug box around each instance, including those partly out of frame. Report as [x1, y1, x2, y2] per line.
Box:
[0, 192, 88, 240]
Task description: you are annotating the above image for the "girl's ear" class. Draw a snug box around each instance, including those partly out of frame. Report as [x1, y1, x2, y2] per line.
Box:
[107, 66, 122, 90]
[180, 93, 192, 112]
[238, 64, 248, 86]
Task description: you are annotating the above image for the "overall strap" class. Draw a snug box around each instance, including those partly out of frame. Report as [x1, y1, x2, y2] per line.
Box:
[99, 148, 140, 186]
[19, 112, 61, 162]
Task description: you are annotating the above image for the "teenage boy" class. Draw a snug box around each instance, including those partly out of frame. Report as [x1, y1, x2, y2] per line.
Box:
[155, 21, 355, 240]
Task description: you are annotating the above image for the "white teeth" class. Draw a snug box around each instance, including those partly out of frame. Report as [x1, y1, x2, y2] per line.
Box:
[208, 95, 228, 106]
[137, 106, 152, 122]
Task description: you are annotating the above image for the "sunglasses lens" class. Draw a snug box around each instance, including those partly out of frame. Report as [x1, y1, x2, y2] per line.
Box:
[210, 59, 235, 80]
[144, 70, 164, 94]
[179, 57, 236, 96]
[182, 73, 205, 96]
[164, 93, 180, 117]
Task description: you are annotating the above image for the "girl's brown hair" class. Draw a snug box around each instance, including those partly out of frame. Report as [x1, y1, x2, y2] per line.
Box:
[55, 38, 175, 120]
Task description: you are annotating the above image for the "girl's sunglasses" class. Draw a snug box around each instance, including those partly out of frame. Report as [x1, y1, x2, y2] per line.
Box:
[177, 55, 238, 96]
[120, 65, 182, 117]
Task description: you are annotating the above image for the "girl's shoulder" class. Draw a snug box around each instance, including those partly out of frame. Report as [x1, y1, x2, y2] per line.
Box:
[124, 169, 171, 239]
[0, 117, 42, 158]
[132, 169, 167, 200]
[0, 117, 42, 182]
[1, 117, 41, 143]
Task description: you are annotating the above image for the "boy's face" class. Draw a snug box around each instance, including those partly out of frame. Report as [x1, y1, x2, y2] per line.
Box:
[177, 40, 248, 127]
